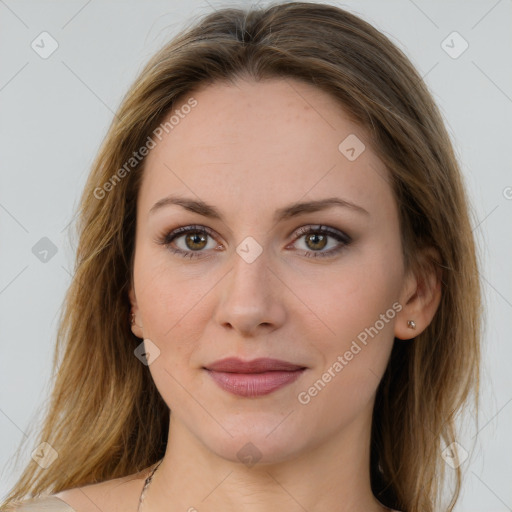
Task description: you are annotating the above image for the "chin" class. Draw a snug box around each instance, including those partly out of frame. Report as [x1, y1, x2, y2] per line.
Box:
[195, 417, 309, 467]
[210, 438, 303, 467]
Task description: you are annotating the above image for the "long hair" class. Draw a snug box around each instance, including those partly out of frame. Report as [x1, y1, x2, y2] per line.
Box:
[2, 2, 481, 511]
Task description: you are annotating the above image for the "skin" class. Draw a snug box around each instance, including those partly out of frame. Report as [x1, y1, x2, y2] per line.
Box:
[56, 78, 441, 512]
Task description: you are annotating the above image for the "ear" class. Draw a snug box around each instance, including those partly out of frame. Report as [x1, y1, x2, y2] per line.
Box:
[128, 286, 144, 339]
[394, 247, 442, 340]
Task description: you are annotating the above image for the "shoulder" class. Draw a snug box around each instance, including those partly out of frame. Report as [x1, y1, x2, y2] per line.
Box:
[51, 470, 148, 512]
[3, 496, 76, 511]
[5, 468, 149, 512]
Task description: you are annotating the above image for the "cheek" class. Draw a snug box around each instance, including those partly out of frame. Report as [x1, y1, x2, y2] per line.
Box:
[294, 253, 402, 433]
[133, 252, 207, 363]
[133, 259, 211, 411]
[303, 235, 403, 371]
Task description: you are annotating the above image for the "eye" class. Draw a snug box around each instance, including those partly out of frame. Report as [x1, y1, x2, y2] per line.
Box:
[156, 225, 222, 259]
[289, 225, 351, 258]
[155, 224, 351, 260]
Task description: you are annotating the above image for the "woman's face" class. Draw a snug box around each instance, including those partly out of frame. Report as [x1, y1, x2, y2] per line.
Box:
[130, 77, 413, 464]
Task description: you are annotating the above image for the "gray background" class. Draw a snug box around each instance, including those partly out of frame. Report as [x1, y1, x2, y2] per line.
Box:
[1, 0, 511, 510]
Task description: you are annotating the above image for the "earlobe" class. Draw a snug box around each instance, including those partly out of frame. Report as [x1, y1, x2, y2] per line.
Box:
[395, 314, 419, 341]
[394, 248, 442, 340]
[128, 286, 144, 338]
[130, 319, 143, 338]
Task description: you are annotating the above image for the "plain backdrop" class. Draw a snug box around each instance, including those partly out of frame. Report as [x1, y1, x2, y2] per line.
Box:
[0, 0, 511, 510]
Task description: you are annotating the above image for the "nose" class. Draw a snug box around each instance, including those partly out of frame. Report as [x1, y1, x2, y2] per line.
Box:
[213, 247, 287, 338]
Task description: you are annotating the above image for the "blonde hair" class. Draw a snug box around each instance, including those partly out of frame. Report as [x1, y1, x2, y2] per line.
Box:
[2, 2, 481, 511]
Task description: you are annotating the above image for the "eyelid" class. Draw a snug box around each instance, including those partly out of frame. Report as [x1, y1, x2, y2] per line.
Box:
[290, 224, 351, 244]
[156, 225, 223, 251]
[156, 223, 351, 259]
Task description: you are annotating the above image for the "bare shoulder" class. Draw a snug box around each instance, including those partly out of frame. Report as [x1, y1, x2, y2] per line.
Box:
[54, 468, 148, 512]
[3, 496, 76, 511]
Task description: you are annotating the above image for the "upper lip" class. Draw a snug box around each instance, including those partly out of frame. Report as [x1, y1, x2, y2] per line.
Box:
[204, 357, 306, 373]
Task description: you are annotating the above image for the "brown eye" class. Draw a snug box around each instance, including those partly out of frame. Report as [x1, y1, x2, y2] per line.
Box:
[292, 225, 352, 259]
[304, 232, 328, 251]
[184, 232, 208, 251]
[158, 225, 220, 259]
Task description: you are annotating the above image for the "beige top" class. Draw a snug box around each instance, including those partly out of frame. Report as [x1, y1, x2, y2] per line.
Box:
[4, 496, 76, 511]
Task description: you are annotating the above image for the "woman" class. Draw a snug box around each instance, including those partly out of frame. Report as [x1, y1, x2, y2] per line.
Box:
[1, 2, 481, 511]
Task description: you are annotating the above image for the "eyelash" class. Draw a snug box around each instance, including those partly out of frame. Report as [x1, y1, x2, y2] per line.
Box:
[155, 224, 352, 260]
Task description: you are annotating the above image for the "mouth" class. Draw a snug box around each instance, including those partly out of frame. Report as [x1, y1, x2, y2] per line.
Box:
[203, 357, 307, 398]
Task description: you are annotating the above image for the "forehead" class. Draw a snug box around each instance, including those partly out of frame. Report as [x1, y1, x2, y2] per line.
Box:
[138, 78, 394, 224]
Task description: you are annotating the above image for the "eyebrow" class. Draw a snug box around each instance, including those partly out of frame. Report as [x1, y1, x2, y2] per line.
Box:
[149, 194, 369, 222]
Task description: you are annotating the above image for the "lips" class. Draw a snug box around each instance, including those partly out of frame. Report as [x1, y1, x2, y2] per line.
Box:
[204, 357, 306, 397]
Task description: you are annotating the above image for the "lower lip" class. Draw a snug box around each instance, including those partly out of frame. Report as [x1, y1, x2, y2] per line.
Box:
[205, 369, 306, 397]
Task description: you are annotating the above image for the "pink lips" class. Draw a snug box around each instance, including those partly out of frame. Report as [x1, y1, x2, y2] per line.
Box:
[204, 357, 306, 397]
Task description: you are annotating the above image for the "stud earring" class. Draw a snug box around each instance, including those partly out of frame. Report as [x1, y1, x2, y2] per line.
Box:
[407, 320, 416, 329]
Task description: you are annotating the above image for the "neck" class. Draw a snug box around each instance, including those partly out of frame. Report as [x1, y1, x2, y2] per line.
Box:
[144, 400, 388, 512]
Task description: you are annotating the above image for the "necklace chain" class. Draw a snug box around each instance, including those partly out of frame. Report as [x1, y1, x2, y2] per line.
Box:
[136, 458, 394, 512]
[137, 459, 164, 512]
